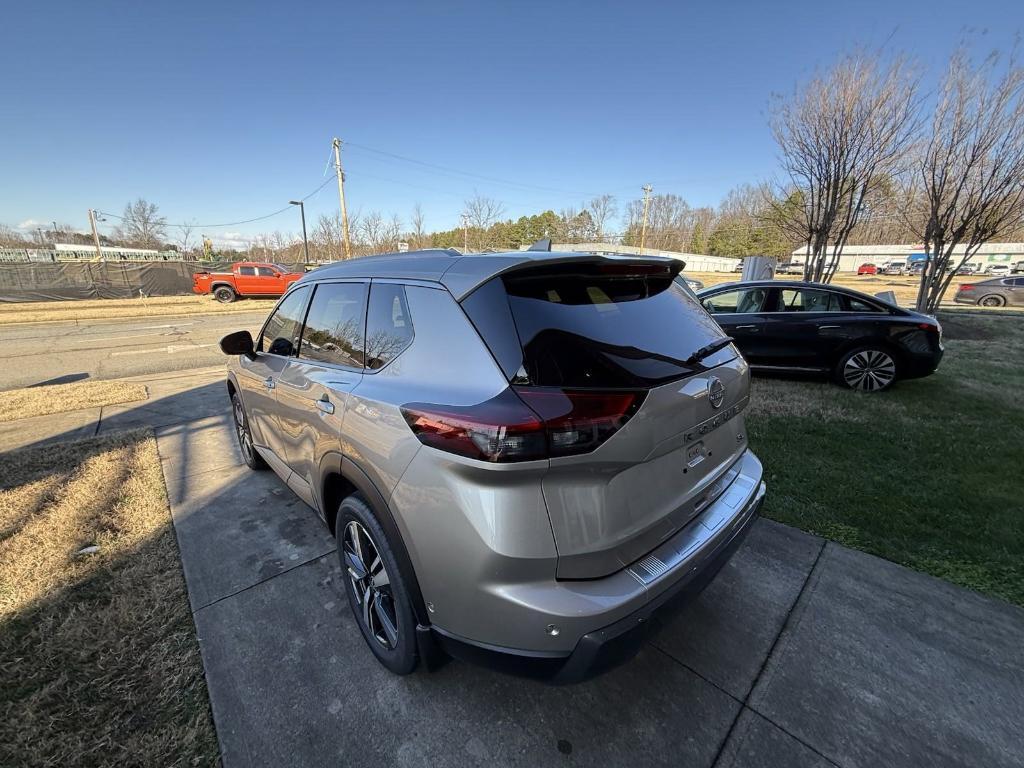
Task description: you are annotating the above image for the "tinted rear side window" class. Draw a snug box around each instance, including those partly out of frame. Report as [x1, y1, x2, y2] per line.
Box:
[503, 264, 727, 388]
[365, 283, 414, 370]
[299, 282, 367, 368]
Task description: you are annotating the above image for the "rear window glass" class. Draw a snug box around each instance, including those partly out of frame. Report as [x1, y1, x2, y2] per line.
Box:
[503, 264, 728, 388]
[365, 283, 414, 370]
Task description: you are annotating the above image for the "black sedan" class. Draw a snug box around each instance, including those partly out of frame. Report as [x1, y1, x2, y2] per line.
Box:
[696, 280, 944, 392]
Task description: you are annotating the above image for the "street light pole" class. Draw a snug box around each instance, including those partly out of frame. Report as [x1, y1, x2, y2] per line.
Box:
[289, 200, 310, 264]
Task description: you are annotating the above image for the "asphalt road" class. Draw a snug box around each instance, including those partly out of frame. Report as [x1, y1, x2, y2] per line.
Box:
[0, 311, 268, 391]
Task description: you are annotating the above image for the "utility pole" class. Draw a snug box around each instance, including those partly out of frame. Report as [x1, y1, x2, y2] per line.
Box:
[638, 184, 653, 256]
[332, 138, 353, 259]
[461, 213, 469, 252]
[289, 200, 310, 263]
[87, 208, 104, 262]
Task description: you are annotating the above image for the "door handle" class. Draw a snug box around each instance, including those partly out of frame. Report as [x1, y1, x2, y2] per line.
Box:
[316, 397, 335, 415]
[264, 377, 276, 390]
[817, 325, 841, 330]
[735, 325, 759, 331]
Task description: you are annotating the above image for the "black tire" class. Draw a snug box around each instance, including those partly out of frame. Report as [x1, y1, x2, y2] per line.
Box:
[230, 391, 268, 470]
[214, 286, 237, 303]
[834, 345, 898, 393]
[337, 494, 418, 675]
[978, 294, 1005, 307]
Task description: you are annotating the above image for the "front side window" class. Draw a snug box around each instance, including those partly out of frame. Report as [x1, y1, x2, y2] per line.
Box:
[257, 266, 278, 277]
[238, 266, 257, 277]
[702, 287, 769, 314]
[259, 286, 310, 356]
[780, 288, 842, 312]
[298, 282, 367, 368]
[365, 283, 414, 370]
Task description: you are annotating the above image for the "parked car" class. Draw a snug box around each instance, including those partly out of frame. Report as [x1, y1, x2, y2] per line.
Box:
[908, 262, 926, 276]
[857, 263, 878, 275]
[219, 249, 765, 682]
[696, 280, 943, 392]
[985, 264, 1011, 277]
[882, 262, 906, 275]
[1012, 261, 1024, 274]
[192, 261, 304, 303]
[776, 261, 805, 275]
[733, 260, 745, 273]
[953, 277, 1024, 307]
[956, 262, 982, 275]
[682, 275, 705, 291]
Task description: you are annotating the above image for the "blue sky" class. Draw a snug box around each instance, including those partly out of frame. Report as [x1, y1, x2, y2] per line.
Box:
[1, 0, 1019, 247]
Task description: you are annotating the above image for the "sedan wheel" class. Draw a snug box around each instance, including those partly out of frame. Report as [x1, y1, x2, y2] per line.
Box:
[979, 294, 1005, 307]
[839, 348, 897, 392]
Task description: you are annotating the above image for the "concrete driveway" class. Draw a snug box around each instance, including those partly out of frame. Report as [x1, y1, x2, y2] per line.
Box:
[148, 382, 1024, 768]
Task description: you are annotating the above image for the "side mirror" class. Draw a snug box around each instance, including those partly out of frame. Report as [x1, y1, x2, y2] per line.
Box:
[220, 330, 255, 359]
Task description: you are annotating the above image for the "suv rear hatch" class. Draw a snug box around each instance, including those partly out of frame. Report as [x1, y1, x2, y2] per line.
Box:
[461, 257, 752, 579]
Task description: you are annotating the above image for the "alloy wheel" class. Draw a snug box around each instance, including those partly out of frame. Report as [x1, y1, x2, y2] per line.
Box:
[343, 521, 398, 649]
[980, 295, 1004, 307]
[232, 397, 255, 461]
[843, 349, 896, 392]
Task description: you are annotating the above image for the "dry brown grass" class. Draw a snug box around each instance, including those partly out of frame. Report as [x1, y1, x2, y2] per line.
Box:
[0, 294, 278, 325]
[0, 380, 148, 423]
[0, 431, 218, 766]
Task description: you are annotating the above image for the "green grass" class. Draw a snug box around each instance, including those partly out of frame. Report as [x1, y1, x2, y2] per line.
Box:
[747, 311, 1023, 606]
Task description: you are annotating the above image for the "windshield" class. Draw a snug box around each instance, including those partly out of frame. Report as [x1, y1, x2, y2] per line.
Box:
[503, 264, 730, 388]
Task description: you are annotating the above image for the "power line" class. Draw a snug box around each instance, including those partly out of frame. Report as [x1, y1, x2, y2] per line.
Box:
[345, 141, 604, 198]
[98, 176, 335, 229]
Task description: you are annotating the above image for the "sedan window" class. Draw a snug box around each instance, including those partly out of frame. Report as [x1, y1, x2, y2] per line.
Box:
[702, 288, 769, 314]
[780, 289, 842, 312]
[298, 282, 367, 368]
[846, 297, 883, 312]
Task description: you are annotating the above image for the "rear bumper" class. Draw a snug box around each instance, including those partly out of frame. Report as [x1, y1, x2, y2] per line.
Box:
[433, 459, 766, 683]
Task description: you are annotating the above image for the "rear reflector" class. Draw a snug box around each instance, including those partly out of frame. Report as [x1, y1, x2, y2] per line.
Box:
[401, 387, 645, 462]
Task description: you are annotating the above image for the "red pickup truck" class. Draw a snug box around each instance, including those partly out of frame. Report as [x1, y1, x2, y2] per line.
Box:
[192, 262, 304, 303]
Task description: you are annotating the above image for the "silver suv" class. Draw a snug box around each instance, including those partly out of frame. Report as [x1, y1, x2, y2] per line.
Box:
[219, 249, 765, 682]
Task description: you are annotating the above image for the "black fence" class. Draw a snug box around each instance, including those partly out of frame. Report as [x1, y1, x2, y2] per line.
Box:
[0, 261, 306, 302]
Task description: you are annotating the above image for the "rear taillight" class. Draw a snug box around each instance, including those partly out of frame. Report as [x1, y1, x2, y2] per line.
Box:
[401, 387, 645, 462]
[515, 388, 644, 458]
[960, 284, 975, 291]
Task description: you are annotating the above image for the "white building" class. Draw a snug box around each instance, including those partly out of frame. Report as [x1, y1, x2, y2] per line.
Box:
[788, 243, 1024, 273]
[545, 242, 741, 272]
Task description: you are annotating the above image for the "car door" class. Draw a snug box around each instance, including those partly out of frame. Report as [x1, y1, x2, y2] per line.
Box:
[257, 265, 286, 295]
[1006, 278, 1024, 306]
[233, 265, 260, 295]
[700, 286, 773, 363]
[235, 285, 311, 469]
[274, 280, 368, 506]
[758, 287, 848, 368]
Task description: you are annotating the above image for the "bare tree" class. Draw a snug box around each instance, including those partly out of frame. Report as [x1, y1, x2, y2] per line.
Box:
[462, 193, 505, 250]
[909, 50, 1024, 312]
[176, 219, 198, 257]
[769, 54, 921, 282]
[115, 198, 168, 249]
[586, 195, 617, 242]
[410, 203, 426, 249]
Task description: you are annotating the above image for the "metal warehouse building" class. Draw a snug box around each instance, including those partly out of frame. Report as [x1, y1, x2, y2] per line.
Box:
[789, 243, 1024, 273]
[546, 242, 741, 272]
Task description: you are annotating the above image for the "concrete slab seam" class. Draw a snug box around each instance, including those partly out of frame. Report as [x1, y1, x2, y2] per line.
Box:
[190, 547, 338, 616]
[709, 537, 828, 768]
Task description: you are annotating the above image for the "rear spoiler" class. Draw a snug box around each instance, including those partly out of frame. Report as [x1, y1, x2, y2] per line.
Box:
[442, 252, 682, 301]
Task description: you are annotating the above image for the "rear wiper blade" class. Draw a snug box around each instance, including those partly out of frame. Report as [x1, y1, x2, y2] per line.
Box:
[683, 337, 735, 366]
